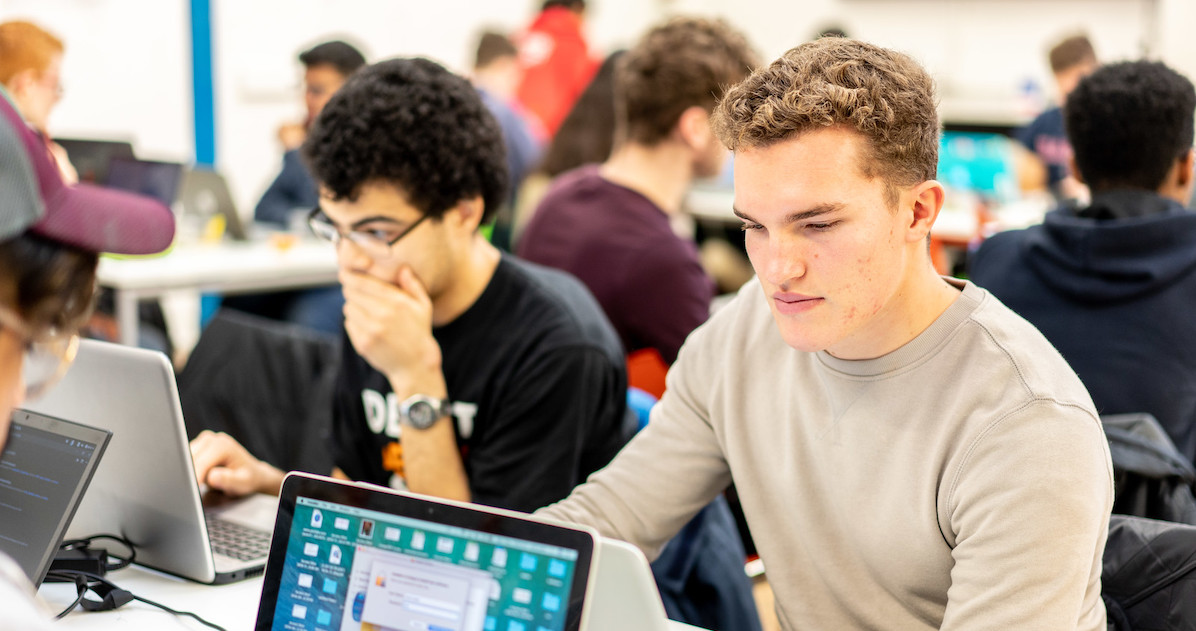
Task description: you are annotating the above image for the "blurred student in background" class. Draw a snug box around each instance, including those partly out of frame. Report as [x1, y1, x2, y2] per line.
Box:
[0, 89, 173, 628]
[520, 18, 757, 379]
[511, 50, 623, 245]
[255, 39, 366, 227]
[972, 60, 1196, 463]
[0, 20, 76, 184]
[1017, 33, 1098, 202]
[515, 0, 598, 137]
[230, 39, 366, 337]
[470, 30, 542, 249]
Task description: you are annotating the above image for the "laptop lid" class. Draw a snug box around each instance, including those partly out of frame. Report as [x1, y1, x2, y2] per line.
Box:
[178, 168, 248, 241]
[257, 473, 598, 631]
[52, 137, 136, 184]
[0, 409, 110, 586]
[102, 156, 184, 206]
[21, 338, 273, 584]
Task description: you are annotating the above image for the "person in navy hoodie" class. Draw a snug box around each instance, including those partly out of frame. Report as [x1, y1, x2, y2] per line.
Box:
[970, 59, 1196, 462]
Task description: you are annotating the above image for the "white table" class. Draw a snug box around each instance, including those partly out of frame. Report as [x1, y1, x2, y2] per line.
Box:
[39, 564, 706, 630]
[40, 565, 263, 630]
[97, 239, 339, 349]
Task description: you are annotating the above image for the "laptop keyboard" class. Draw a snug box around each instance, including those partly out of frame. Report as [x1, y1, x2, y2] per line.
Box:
[208, 517, 271, 561]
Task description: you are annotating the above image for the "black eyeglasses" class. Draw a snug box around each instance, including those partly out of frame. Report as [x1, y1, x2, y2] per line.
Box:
[307, 207, 431, 257]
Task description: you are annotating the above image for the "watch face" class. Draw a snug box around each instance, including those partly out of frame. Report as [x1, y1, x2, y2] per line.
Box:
[406, 400, 439, 430]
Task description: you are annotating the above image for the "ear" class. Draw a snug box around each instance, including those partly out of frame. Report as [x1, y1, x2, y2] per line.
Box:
[446, 196, 486, 233]
[676, 106, 713, 152]
[905, 180, 946, 243]
[1067, 155, 1086, 185]
[6, 69, 35, 98]
[1176, 148, 1194, 189]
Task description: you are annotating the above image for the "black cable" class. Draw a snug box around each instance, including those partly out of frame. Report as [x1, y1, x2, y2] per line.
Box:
[45, 569, 227, 631]
[131, 594, 227, 631]
[58, 533, 136, 571]
[47, 573, 89, 620]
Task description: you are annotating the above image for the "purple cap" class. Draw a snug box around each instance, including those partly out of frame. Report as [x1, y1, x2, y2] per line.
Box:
[0, 91, 174, 254]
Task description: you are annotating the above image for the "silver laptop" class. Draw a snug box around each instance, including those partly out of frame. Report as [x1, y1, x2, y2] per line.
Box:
[23, 338, 277, 584]
[255, 472, 672, 631]
[178, 168, 248, 241]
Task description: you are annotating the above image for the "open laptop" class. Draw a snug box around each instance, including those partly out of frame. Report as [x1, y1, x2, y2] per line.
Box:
[257, 473, 600, 631]
[257, 473, 674, 631]
[52, 137, 136, 184]
[102, 156, 185, 207]
[178, 168, 249, 241]
[22, 339, 277, 584]
[0, 409, 110, 586]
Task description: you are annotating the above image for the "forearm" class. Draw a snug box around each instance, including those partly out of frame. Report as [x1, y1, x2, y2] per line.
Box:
[538, 415, 730, 560]
[387, 368, 470, 503]
[398, 419, 471, 503]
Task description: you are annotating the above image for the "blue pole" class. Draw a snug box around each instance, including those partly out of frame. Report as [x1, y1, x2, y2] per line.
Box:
[190, 0, 215, 167]
[191, 0, 222, 326]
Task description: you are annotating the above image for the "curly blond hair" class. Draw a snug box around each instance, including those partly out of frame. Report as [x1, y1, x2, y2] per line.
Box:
[712, 37, 938, 202]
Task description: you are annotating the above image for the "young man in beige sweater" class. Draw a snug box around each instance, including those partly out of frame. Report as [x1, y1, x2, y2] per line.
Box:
[539, 37, 1113, 630]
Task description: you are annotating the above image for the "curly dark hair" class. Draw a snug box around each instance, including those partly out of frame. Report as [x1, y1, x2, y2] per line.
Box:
[303, 58, 509, 224]
[1065, 60, 1195, 193]
[0, 233, 97, 334]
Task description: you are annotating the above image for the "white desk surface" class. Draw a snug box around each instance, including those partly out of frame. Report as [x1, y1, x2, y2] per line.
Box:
[40, 565, 263, 630]
[39, 564, 705, 630]
[98, 239, 338, 294]
[97, 238, 339, 348]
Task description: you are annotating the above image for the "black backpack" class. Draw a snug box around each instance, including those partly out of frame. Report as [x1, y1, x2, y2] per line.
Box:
[1102, 514, 1196, 630]
[1103, 413, 1196, 524]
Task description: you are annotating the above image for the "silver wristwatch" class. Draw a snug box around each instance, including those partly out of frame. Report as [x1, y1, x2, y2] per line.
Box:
[398, 394, 452, 430]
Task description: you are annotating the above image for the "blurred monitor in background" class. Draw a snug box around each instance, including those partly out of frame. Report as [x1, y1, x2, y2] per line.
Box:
[938, 129, 1017, 203]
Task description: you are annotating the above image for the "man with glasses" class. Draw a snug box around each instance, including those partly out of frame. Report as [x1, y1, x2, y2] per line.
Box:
[0, 87, 174, 626]
[192, 58, 636, 514]
[0, 20, 75, 184]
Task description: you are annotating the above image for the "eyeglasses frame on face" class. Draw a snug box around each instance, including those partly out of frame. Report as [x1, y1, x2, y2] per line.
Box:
[0, 305, 80, 401]
[306, 206, 432, 255]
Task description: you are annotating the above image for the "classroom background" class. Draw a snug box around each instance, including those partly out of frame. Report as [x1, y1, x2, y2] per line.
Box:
[1, 0, 1192, 219]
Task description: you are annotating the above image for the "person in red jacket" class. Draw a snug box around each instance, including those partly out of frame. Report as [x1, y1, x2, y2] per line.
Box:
[514, 0, 598, 138]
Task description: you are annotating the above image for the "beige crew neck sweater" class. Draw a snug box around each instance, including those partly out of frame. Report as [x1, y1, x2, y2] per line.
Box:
[540, 278, 1113, 630]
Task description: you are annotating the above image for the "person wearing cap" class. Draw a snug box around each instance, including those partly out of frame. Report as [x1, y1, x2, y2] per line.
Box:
[0, 89, 174, 624]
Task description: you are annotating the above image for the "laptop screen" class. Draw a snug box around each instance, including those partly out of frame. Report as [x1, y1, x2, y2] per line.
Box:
[0, 409, 111, 585]
[103, 157, 184, 206]
[257, 473, 596, 631]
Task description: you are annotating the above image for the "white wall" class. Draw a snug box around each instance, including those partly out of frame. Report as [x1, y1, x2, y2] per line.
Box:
[4, 0, 1196, 215]
[0, 0, 191, 161]
[210, 0, 663, 214]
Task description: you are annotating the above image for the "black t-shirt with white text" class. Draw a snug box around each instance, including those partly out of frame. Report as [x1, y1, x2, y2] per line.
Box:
[330, 255, 637, 513]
